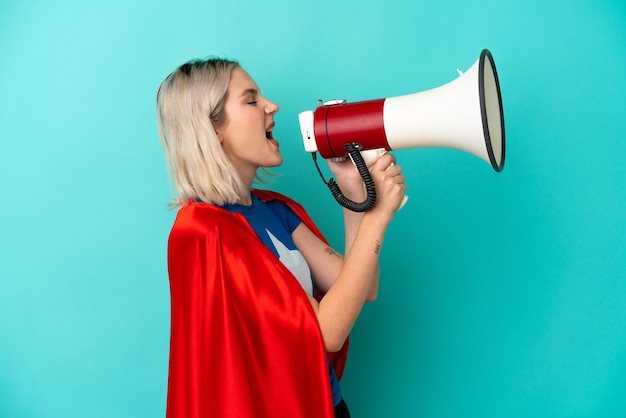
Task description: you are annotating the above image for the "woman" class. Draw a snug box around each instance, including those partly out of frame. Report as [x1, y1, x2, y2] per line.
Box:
[156, 57, 407, 418]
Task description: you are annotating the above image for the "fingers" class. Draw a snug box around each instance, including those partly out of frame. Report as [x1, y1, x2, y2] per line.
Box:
[376, 156, 404, 184]
[371, 153, 396, 171]
[371, 154, 407, 209]
[384, 162, 403, 178]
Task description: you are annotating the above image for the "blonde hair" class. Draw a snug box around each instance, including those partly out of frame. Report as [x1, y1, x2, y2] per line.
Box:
[156, 57, 249, 207]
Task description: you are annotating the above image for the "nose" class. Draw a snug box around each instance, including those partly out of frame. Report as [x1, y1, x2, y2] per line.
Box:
[265, 99, 279, 115]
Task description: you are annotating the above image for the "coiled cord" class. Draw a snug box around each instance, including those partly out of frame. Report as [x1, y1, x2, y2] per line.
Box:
[313, 143, 377, 212]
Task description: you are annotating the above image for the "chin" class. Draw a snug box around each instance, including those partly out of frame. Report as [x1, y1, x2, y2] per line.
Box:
[271, 150, 283, 166]
[260, 156, 283, 169]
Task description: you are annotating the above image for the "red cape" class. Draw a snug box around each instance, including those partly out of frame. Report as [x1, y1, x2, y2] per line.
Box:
[166, 189, 348, 418]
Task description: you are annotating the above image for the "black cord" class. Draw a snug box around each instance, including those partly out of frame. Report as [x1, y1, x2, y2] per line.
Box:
[311, 143, 377, 212]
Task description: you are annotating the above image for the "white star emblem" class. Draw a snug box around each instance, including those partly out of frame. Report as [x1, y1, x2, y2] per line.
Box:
[266, 229, 313, 295]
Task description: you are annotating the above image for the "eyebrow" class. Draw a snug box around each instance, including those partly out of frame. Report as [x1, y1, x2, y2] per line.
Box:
[239, 88, 258, 98]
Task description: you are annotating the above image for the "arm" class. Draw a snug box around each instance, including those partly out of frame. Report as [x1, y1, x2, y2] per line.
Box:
[332, 159, 380, 302]
[293, 155, 383, 298]
[294, 153, 406, 351]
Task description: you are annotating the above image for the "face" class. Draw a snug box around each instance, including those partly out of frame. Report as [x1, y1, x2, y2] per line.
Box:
[216, 67, 281, 183]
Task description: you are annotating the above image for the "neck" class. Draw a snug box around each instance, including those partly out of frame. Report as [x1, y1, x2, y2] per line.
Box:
[233, 164, 256, 205]
[236, 192, 253, 206]
[238, 167, 256, 192]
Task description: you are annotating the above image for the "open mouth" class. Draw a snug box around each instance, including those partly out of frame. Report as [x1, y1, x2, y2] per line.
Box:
[265, 129, 279, 148]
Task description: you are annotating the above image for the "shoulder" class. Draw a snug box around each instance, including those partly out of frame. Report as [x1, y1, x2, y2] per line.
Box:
[252, 189, 327, 244]
[252, 189, 297, 205]
[169, 201, 250, 244]
[252, 189, 306, 214]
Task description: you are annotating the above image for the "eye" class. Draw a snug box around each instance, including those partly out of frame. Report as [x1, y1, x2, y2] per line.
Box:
[248, 100, 257, 105]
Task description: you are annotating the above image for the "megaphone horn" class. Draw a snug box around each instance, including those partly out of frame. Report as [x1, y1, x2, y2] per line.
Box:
[298, 49, 505, 212]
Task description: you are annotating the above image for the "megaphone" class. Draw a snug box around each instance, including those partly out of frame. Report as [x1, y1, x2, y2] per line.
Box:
[298, 49, 505, 212]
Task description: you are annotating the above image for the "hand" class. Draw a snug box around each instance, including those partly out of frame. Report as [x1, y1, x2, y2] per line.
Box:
[325, 156, 366, 200]
[326, 156, 361, 181]
[367, 153, 408, 216]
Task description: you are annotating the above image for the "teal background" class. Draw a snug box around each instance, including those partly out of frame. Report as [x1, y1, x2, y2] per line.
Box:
[1, 0, 625, 417]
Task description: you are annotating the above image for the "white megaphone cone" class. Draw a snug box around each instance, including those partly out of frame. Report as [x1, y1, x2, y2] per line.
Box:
[298, 49, 505, 212]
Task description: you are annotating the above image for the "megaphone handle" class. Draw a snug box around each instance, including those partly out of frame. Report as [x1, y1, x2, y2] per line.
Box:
[361, 149, 409, 212]
[326, 143, 377, 212]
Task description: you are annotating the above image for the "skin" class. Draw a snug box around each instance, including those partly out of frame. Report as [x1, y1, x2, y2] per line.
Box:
[217, 67, 407, 351]
[217, 67, 282, 198]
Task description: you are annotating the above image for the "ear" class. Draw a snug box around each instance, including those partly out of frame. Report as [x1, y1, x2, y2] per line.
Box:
[215, 129, 224, 144]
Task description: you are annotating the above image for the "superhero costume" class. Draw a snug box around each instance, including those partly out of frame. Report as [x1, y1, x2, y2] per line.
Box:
[166, 189, 349, 418]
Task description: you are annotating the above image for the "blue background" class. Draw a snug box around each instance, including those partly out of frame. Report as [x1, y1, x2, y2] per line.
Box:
[1, 1, 625, 417]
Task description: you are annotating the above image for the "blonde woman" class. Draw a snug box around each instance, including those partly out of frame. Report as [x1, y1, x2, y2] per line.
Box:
[157, 57, 406, 418]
